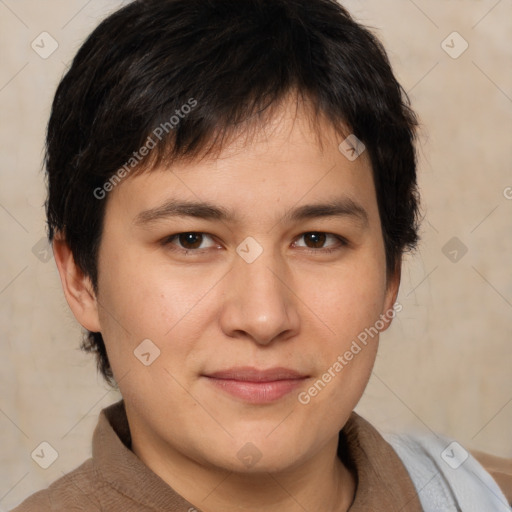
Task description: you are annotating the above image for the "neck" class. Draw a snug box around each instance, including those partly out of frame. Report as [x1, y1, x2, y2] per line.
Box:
[131, 430, 356, 512]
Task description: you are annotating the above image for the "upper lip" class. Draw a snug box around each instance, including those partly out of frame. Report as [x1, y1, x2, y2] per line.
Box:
[204, 366, 308, 382]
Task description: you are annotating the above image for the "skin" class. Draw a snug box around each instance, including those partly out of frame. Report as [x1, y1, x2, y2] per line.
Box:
[54, 97, 400, 512]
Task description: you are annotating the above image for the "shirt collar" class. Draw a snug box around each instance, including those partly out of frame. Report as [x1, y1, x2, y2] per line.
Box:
[93, 399, 422, 511]
[338, 412, 423, 511]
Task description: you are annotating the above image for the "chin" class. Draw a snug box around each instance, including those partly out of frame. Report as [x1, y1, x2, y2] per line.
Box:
[197, 432, 308, 475]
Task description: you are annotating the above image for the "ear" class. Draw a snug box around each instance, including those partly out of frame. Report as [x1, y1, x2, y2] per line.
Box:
[52, 234, 102, 333]
[379, 259, 402, 333]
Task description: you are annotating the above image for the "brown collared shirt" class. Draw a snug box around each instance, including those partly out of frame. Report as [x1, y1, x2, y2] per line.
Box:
[6, 399, 468, 511]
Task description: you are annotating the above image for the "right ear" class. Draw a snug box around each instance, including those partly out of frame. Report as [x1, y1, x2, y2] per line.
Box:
[52, 234, 102, 333]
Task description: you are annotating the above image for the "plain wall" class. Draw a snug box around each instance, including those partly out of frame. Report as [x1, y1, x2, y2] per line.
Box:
[0, 0, 511, 509]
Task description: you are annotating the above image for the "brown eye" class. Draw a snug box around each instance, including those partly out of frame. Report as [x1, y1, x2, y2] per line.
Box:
[177, 232, 204, 249]
[294, 232, 347, 254]
[162, 232, 217, 253]
[303, 232, 327, 249]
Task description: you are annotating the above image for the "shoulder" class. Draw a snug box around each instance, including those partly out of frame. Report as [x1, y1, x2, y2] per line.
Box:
[384, 431, 512, 511]
[9, 459, 101, 512]
[470, 449, 512, 506]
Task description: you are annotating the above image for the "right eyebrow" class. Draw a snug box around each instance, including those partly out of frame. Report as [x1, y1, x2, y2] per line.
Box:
[134, 199, 235, 225]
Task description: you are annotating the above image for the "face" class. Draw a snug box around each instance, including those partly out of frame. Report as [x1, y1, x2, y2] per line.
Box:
[91, 100, 399, 475]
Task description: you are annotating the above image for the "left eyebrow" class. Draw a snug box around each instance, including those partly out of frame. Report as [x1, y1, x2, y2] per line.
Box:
[282, 197, 369, 227]
[134, 197, 369, 228]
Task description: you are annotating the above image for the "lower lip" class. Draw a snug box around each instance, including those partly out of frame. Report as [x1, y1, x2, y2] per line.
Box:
[205, 377, 306, 404]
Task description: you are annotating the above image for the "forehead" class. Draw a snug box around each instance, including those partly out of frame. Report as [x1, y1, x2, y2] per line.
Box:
[107, 98, 379, 228]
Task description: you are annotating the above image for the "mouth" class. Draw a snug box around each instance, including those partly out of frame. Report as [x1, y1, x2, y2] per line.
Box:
[202, 366, 309, 404]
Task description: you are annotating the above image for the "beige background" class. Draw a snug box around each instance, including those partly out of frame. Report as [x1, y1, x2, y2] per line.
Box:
[0, 0, 511, 509]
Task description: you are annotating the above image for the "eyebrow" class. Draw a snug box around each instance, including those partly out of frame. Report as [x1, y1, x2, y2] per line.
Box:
[134, 197, 369, 228]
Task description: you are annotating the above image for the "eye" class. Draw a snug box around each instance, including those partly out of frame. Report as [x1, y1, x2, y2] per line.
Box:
[293, 232, 347, 253]
[161, 231, 348, 256]
[162, 232, 218, 253]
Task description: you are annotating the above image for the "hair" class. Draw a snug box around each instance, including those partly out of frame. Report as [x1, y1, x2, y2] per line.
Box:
[45, 0, 421, 386]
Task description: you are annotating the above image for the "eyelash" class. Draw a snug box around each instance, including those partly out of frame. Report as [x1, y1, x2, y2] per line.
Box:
[161, 232, 348, 256]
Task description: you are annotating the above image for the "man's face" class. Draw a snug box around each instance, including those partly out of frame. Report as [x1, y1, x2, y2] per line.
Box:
[94, 101, 399, 474]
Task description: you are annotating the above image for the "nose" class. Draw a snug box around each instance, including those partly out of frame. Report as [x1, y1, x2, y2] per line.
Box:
[218, 246, 300, 346]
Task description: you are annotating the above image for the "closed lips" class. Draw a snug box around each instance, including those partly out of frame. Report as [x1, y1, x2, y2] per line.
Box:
[204, 367, 309, 381]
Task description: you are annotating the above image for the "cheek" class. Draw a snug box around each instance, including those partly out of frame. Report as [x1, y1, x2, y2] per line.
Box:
[99, 249, 178, 329]
[298, 276, 383, 423]
[297, 249, 386, 403]
[310, 258, 387, 341]
[96, 255, 219, 368]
